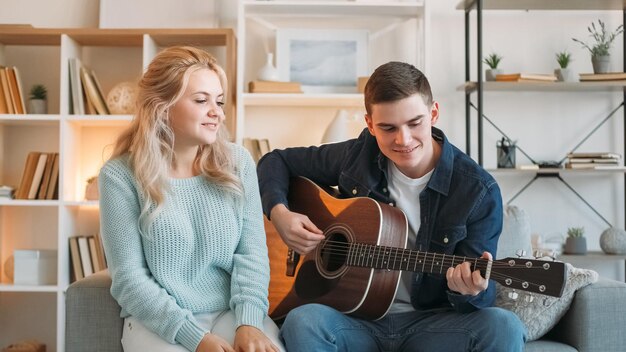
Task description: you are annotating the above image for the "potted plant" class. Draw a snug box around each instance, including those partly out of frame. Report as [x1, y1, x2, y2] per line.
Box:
[572, 19, 624, 74]
[483, 52, 502, 81]
[28, 84, 47, 114]
[554, 51, 576, 82]
[564, 226, 587, 255]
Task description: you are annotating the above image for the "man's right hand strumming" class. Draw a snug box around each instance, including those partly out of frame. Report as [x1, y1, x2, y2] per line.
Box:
[269, 204, 325, 255]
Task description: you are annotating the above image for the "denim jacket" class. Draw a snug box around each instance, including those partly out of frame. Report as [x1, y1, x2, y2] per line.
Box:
[257, 127, 503, 313]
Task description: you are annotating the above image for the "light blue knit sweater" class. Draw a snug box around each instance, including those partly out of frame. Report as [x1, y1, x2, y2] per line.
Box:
[98, 144, 270, 352]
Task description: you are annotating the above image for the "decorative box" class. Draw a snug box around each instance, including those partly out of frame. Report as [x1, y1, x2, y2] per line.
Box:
[13, 249, 57, 285]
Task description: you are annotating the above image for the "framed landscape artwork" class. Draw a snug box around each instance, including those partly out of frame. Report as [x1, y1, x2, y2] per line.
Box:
[276, 29, 368, 93]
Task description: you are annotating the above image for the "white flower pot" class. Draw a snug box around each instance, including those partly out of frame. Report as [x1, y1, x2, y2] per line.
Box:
[28, 99, 47, 114]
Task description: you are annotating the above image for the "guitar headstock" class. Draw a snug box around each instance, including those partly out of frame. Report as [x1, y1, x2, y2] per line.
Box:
[491, 257, 566, 297]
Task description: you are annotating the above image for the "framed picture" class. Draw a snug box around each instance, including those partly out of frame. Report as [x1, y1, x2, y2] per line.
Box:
[276, 29, 368, 93]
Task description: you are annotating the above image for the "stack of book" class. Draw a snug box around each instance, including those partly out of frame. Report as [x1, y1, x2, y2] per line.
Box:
[14, 152, 60, 200]
[68, 58, 110, 115]
[69, 233, 107, 282]
[579, 72, 626, 81]
[248, 80, 302, 93]
[0, 66, 26, 114]
[565, 152, 622, 169]
[496, 73, 558, 82]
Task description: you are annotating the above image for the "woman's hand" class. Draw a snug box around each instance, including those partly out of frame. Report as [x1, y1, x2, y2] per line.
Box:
[196, 333, 234, 352]
[233, 325, 280, 352]
[446, 251, 491, 296]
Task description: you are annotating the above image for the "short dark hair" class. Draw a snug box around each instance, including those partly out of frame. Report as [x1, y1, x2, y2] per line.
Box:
[363, 61, 433, 115]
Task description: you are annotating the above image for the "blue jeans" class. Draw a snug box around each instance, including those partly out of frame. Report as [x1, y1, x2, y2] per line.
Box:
[280, 304, 526, 352]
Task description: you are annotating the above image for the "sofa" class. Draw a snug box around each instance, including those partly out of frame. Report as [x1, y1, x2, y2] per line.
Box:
[66, 208, 626, 351]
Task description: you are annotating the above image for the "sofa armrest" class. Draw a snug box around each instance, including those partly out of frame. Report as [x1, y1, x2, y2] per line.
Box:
[547, 277, 626, 352]
[65, 270, 123, 352]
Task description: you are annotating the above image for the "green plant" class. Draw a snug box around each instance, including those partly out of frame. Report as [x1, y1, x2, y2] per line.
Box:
[29, 84, 47, 100]
[483, 53, 502, 69]
[572, 19, 624, 57]
[567, 226, 585, 238]
[555, 51, 572, 69]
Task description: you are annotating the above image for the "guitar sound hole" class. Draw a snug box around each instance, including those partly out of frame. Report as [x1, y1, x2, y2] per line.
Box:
[320, 233, 349, 273]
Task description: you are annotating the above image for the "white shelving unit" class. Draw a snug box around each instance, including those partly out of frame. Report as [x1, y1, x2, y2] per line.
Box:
[235, 0, 429, 148]
[0, 27, 236, 352]
[459, 0, 626, 236]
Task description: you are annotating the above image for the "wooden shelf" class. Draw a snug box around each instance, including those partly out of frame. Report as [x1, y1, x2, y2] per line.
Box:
[460, 81, 626, 93]
[487, 167, 626, 175]
[0, 284, 59, 292]
[457, 0, 626, 11]
[0, 115, 61, 126]
[243, 93, 365, 107]
[0, 199, 60, 206]
[244, 0, 425, 17]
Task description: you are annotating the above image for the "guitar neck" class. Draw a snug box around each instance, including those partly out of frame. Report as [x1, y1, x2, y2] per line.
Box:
[343, 242, 492, 279]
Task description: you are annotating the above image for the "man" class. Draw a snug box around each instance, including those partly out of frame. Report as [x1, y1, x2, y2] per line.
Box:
[257, 61, 526, 351]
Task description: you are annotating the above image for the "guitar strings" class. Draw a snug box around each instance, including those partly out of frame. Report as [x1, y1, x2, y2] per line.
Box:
[314, 239, 559, 293]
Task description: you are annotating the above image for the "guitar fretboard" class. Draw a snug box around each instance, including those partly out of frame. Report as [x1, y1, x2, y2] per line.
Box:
[343, 242, 491, 278]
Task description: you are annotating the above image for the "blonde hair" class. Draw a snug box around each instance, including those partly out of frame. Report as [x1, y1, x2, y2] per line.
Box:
[111, 46, 241, 234]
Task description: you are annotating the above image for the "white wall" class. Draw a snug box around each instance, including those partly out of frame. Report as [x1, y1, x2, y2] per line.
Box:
[3, 0, 624, 272]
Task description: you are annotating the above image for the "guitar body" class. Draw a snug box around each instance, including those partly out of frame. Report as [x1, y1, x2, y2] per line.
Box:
[267, 177, 409, 320]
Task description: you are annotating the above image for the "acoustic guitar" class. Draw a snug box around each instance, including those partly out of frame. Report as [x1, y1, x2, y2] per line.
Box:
[265, 176, 566, 320]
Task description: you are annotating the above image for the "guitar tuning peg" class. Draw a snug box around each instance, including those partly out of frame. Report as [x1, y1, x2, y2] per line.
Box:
[507, 290, 519, 300]
[547, 250, 558, 261]
[515, 249, 527, 258]
[533, 250, 543, 259]
[524, 294, 535, 303]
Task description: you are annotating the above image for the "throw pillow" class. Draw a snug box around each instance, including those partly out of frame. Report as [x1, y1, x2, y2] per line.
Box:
[495, 263, 598, 341]
[497, 206, 533, 259]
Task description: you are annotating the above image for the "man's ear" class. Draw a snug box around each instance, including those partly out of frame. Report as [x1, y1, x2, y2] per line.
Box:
[365, 114, 375, 135]
[431, 101, 440, 125]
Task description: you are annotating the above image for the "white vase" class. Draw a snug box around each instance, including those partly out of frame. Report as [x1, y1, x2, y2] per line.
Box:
[485, 68, 502, 81]
[28, 99, 47, 114]
[257, 53, 280, 82]
[322, 109, 351, 144]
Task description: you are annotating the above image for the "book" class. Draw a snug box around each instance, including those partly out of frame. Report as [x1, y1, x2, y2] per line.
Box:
[12, 66, 26, 113]
[5, 67, 24, 114]
[15, 151, 41, 199]
[69, 237, 84, 282]
[243, 137, 262, 162]
[495, 73, 521, 82]
[579, 72, 626, 81]
[88, 236, 102, 273]
[27, 153, 48, 199]
[45, 153, 60, 200]
[495, 73, 557, 82]
[37, 152, 56, 199]
[519, 73, 557, 82]
[568, 158, 620, 164]
[565, 163, 624, 170]
[248, 80, 302, 93]
[77, 236, 94, 277]
[258, 138, 271, 156]
[89, 69, 110, 114]
[94, 232, 108, 270]
[0, 68, 8, 114]
[80, 66, 109, 115]
[0, 68, 14, 114]
[69, 58, 85, 115]
[566, 152, 621, 159]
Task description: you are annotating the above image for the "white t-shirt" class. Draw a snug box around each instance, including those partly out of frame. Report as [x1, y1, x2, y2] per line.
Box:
[387, 162, 433, 314]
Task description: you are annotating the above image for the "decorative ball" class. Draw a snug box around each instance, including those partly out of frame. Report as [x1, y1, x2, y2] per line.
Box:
[600, 227, 626, 254]
[106, 81, 137, 115]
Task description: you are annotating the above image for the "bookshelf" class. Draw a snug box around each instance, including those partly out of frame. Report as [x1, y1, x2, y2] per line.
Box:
[235, 0, 429, 149]
[0, 27, 236, 352]
[459, 1, 626, 249]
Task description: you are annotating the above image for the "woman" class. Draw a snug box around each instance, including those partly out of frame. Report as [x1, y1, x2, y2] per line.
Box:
[99, 46, 283, 352]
